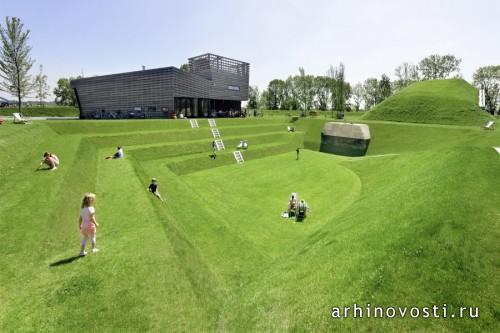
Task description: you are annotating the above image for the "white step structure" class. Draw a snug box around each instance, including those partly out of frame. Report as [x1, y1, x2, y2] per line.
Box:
[211, 127, 221, 139]
[233, 151, 244, 164]
[208, 118, 217, 128]
[214, 139, 225, 151]
[189, 119, 199, 128]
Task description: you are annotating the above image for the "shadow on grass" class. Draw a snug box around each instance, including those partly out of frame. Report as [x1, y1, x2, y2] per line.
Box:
[49, 255, 82, 267]
[35, 167, 57, 172]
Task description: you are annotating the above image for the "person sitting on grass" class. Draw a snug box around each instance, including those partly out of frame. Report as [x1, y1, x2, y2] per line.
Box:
[37, 152, 60, 171]
[105, 146, 123, 159]
[148, 178, 165, 202]
[288, 193, 298, 216]
[79, 193, 99, 256]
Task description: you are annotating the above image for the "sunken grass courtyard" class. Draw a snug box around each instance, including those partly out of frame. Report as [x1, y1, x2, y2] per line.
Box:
[0, 115, 499, 332]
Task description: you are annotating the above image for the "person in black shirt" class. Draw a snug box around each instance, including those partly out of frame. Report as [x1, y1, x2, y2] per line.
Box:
[148, 178, 164, 202]
[296, 147, 300, 160]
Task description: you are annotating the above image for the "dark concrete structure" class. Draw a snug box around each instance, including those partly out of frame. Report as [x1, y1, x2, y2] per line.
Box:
[320, 122, 371, 156]
[71, 53, 249, 119]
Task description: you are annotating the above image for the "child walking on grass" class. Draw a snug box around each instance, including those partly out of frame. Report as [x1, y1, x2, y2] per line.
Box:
[79, 193, 99, 256]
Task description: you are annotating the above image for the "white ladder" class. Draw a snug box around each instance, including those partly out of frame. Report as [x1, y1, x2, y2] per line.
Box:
[208, 118, 217, 128]
[189, 119, 199, 128]
[215, 139, 225, 151]
[211, 128, 221, 139]
[233, 151, 244, 164]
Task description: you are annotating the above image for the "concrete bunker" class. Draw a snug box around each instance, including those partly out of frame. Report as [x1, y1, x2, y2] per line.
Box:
[320, 122, 371, 156]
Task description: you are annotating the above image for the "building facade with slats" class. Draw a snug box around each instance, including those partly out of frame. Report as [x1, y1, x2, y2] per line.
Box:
[71, 53, 249, 119]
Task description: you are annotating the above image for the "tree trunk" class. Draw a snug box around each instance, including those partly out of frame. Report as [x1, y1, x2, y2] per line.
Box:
[16, 62, 21, 115]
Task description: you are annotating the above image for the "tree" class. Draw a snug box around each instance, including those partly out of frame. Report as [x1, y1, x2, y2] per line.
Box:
[283, 76, 300, 110]
[267, 79, 286, 109]
[258, 89, 269, 110]
[418, 54, 461, 80]
[54, 77, 80, 106]
[473, 65, 500, 115]
[351, 83, 364, 111]
[0, 17, 34, 113]
[295, 67, 315, 111]
[343, 81, 352, 110]
[247, 85, 260, 110]
[179, 63, 190, 72]
[394, 62, 419, 91]
[314, 76, 331, 110]
[363, 78, 379, 110]
[335, 63, 345, 111]
[378, 74, 392, 102]
[33, 64, 49, 106]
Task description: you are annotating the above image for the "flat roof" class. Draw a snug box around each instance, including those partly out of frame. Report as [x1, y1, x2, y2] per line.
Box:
[71, 66, 179, 84]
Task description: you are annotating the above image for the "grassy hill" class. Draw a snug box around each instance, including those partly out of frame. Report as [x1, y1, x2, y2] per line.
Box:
[363, 79, 493, 126]
[0, 118, 499, 332]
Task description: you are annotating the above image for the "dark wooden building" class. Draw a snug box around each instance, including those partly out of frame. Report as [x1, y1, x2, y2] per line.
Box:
[71, 53, 249, 119]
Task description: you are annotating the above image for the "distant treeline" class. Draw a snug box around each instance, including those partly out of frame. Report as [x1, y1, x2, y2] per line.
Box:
[250, 54, 464, 112]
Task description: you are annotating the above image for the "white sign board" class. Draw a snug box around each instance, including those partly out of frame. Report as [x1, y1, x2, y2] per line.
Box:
[479, 89, 486, 108]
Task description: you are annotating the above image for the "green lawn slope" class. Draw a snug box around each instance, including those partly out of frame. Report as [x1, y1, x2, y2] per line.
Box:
[0, 105, 79, 117]
[0, 118, 498, 332]
[363, 79, 493, 126]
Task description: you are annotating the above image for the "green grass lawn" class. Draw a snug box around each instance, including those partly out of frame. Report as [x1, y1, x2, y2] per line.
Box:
[363, 79, 494, 126]
[0, 105, 79, 117]
[0, 117, 498, 332]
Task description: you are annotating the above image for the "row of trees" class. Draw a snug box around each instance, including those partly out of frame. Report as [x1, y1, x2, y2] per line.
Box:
[249, 64, 351, 112]
[252, 54, 464, 112]
[250, 68, 392, 112]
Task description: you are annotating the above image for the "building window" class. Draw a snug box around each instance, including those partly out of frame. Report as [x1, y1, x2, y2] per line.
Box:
[228, 85, 240, 91]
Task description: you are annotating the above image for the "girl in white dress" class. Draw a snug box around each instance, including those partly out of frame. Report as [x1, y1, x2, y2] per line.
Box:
[78, 193, 99, 256]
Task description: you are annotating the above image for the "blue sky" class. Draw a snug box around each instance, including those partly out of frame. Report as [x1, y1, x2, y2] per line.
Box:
[1, 0, 499, 100]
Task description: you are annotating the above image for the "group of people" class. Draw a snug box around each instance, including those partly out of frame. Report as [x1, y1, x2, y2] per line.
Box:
[38, 146, 123, 171]
[37, 145, 166, 257]
[77, 177, 164, 256]
[45, 139, 302, 256]
[281, 192, 309, 220]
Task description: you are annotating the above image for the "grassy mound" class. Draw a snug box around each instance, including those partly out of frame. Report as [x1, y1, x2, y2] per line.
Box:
[363, 79, 493, 126]
[0, 118, 499, 332]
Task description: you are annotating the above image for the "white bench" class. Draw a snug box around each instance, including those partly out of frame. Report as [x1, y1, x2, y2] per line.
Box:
[13, 113, 28, 124]
[484, 120, 494, 130]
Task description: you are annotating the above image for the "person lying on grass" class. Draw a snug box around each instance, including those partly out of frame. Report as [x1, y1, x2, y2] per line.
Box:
[79, 193, 99, 256]
[105, 146, 123, 159]
[37, 152, 60, 171]
[148, 178, 165, 202]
